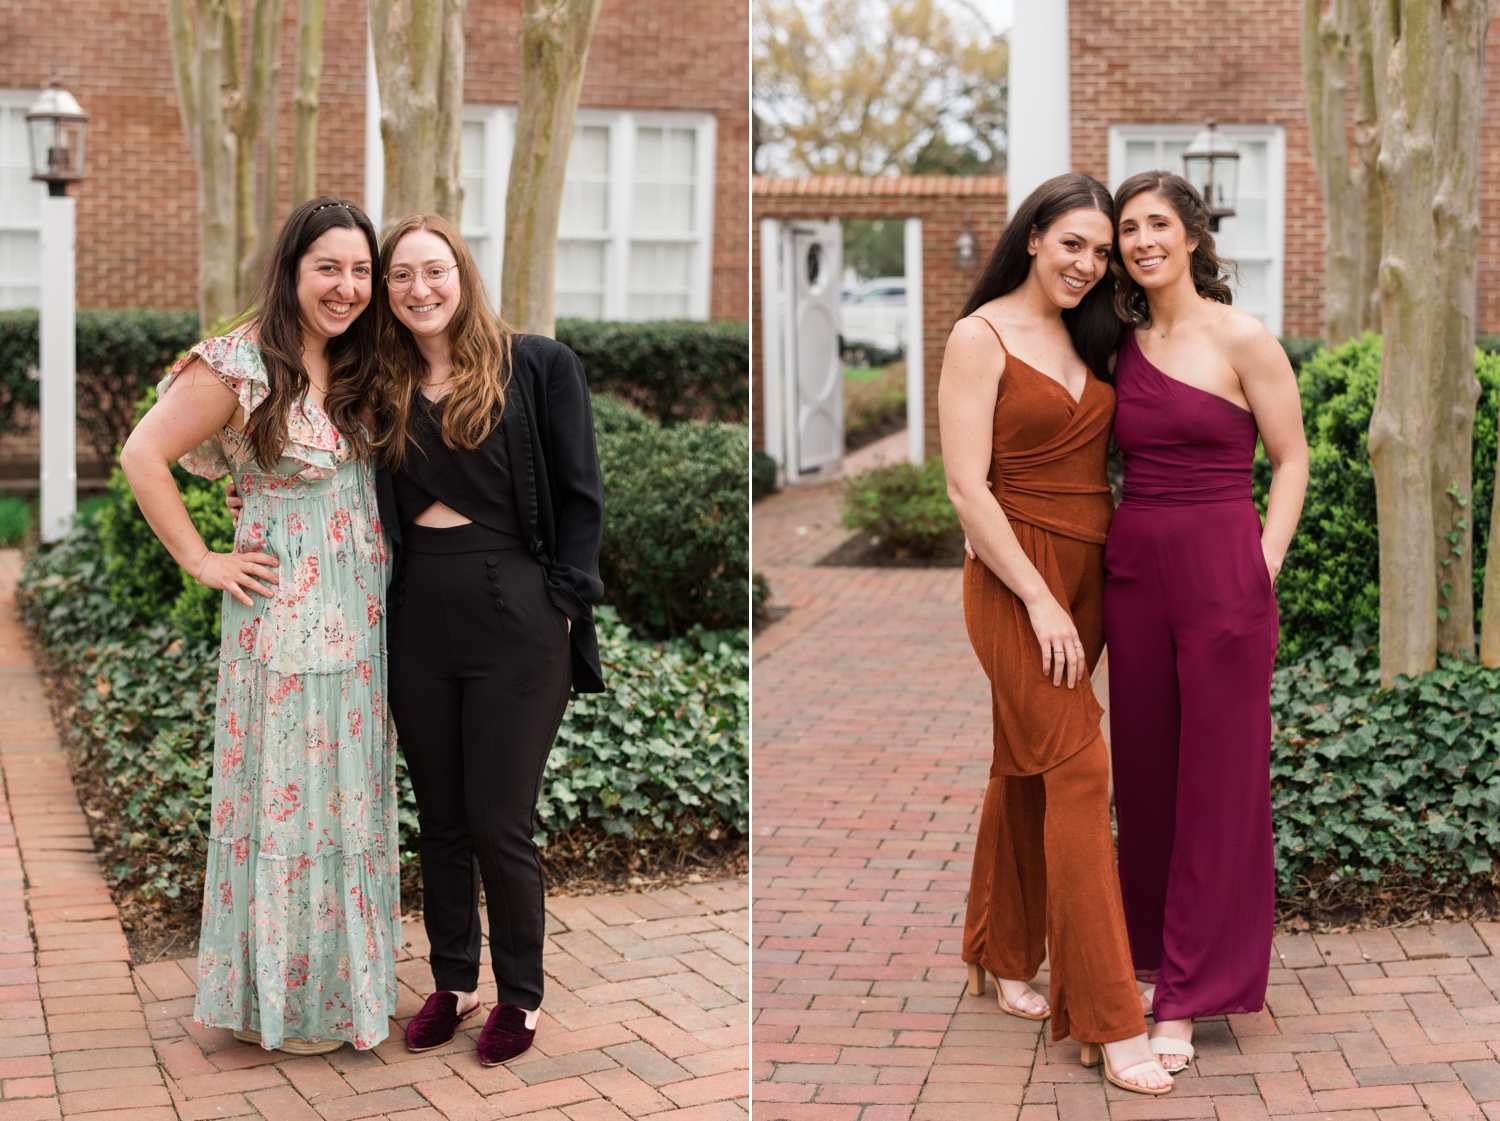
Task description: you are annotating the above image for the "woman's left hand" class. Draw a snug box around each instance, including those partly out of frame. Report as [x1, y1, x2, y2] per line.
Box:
[1262, 542, 1282, 585]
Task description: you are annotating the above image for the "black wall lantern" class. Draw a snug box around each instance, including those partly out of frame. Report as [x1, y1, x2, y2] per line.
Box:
[1182, 113, 1238, 231]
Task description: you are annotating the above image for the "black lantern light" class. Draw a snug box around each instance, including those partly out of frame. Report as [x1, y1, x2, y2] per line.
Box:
[955, 214, 977, 271]
[1181, 113, 1238, 231]
[26, 75, 88, 197]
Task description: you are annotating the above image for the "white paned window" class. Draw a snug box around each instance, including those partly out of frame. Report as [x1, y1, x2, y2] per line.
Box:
[0, 92, 44, 309]
[1108, 124, 1285, 336]
[451, 107, 716, 320]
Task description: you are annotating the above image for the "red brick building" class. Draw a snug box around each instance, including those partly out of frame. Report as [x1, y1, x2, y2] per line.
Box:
[0, 0, 748, 322]
[1065, 0, 1500, 339]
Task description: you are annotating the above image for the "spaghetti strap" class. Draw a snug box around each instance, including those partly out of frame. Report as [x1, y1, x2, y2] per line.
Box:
[966, 314, 1008, 353]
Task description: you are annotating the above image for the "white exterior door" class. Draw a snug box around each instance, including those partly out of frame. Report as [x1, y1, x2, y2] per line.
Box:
[786, 222, 842, 476]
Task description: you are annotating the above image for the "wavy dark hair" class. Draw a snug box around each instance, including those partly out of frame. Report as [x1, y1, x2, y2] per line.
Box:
[242, 196, 381, 467]
[1111, 171, 1238, 326]
[959, 173, 1122, 381]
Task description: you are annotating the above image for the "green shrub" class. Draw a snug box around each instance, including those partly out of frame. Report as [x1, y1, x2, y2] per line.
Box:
[0, 308, 200, 459]
[752, 450, 778, 502]
[840, 456, 959, 553]
[1270, 640, 1500, 896]
[556, 318, 748, 425]
[844, 361, 906, 445]
[598, 419, 749, 633]
[0, 495, 30, 546]
[590, 391, 655, 436]
[1253, 334, 1500, 663]
[17, 521, 748, 901]
[1280, 336, 1324, 374]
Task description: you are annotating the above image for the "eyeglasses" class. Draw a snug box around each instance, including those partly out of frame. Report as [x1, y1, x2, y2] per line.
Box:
[386, 264, 458, 291]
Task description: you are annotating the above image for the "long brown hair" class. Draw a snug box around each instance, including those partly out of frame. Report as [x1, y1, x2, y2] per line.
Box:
[244, 196, 381, 466]
[373, 213, 512, 470]
[1110, 171, 1238, 327]
[960, 172, 1122, 381]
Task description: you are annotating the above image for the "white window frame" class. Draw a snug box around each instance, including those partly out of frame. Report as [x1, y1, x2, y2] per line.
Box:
[0, 89, 45, 310]
[1107, 123, 1285, 336]
[407, 106, 716, 321]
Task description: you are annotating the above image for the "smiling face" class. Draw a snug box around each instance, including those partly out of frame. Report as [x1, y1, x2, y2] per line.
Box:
[386, 228, 463, 341]
[1028, 208, 1114, 308]
[296, 227, 373, 342]
[1117, 190, 1199, 291]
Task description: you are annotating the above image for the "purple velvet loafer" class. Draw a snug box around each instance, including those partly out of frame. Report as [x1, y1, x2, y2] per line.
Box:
[405, 991, 481, 1052]
[476, 1002, 536, 1066]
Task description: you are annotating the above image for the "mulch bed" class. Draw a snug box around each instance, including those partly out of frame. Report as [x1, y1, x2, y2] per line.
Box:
[844, 416, 908, 453]
[820, 528, 967, 567]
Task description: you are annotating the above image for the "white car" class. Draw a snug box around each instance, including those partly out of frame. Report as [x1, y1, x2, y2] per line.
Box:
[840, 277, 907, 364]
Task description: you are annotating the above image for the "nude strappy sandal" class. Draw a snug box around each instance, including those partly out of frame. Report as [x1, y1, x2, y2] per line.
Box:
[967, 962, 1049, 1021]
[1149, 1035, 1194, 1074]
[1078, 1041, 1174, 1096]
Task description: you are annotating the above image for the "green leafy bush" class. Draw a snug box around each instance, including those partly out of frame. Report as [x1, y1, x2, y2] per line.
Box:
[840, 456, 959, 554]
[556, 318, 748, 425]
[598, 417, 749, 633]
[590, 391, 655, 437]
[0, 308, 200, 458]
[844, 361, 906, 447]
[1254, 335, 1500, 663]
[1271, 640, 1500, 896]
[0, 495, 30, 546]
[1280, 336, 1325, 374]
[752, 451, 777, 502]
[18, 518, 747, 901]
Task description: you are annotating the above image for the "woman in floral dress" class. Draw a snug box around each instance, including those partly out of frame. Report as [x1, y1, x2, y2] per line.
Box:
[120, 196, 398, 1054]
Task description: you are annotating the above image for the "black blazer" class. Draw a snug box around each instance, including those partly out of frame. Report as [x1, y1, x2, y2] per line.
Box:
[375, 334, 607, 693]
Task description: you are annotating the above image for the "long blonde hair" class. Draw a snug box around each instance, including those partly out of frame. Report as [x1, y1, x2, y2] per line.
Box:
[373, 213, 512, 469]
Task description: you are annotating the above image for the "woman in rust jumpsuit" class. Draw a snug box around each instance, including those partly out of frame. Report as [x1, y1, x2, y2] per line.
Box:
[939, 174, 1171, 1096]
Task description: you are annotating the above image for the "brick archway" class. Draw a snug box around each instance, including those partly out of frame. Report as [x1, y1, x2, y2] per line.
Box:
[752, 176, 1008, 465]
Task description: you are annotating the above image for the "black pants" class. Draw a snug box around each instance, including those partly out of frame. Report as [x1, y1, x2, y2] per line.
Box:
[388, 522, 573, 1009]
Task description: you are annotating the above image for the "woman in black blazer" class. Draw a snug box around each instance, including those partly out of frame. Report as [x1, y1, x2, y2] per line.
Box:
[370, 213, 604, 1065]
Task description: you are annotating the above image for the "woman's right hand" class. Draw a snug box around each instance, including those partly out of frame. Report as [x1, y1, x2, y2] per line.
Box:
[193, 551, 279, 607]
[225, 477, 244, 521]
[1024, 593, 1085, 689]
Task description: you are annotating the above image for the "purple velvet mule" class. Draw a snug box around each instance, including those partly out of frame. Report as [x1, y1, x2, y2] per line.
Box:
[476, 1003, 536, 1066]
[405, 991, 481, 1052]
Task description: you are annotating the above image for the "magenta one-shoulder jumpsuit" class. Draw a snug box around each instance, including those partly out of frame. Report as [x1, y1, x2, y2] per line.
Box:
[1103, 331, 1280, 1022]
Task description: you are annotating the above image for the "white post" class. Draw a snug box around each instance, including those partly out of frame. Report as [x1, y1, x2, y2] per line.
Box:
[1008, 1, 1071, 217]
[758, 218, 785, 474]
[364, 26, 384, 230]
[39, 193, 76, 543]
[904, 217, 924, 464]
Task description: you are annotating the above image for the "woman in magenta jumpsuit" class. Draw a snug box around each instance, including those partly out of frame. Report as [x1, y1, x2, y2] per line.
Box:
[1102, 172, 1308, 1072]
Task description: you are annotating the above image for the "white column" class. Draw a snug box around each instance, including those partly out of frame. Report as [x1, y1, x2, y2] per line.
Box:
[1008, 1, 1070, 217]
[903, 218, 924, 464]
[39, 193, 76, 542]
[758, 218, 784, 472]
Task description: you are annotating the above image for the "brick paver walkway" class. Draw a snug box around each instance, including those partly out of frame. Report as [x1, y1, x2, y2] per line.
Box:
[751, 483, 1500, 1121]
[0, 549, 748, 1119]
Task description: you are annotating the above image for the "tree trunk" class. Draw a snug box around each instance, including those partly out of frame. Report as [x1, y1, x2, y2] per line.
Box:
[1430, 0, 1493, 655]
[291, 0, 324, 205]
[1351, 0, 1382, 335]
[1302, 0, 1361, 348]
[501, 0, 606, 337]
[432, 0, 467, 227]
[246, 0, 283, 295]
[1368, 0, 1441, 685]
[370, 0, 444, 236]
[166, 0, 292, 328]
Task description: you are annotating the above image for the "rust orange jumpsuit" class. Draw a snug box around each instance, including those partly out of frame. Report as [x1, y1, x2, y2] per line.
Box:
[960, 318, 1147, 1044]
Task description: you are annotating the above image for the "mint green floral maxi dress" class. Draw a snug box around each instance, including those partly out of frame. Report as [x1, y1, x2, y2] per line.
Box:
[160, 333, 399, 1050]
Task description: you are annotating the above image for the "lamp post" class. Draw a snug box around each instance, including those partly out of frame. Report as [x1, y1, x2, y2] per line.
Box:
[1182, 113, 1239, 232]
[26, 76, 87, 542]
[954, 215, 977, 271]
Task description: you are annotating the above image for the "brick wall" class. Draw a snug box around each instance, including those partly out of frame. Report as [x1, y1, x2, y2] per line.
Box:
[752, 177, 1007, 460]
[0, 0, 746, 320]
[1071, 0, 1500, 338]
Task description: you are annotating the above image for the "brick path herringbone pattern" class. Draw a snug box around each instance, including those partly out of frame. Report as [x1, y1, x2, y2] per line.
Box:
[750, 484, 1500, 1121]
[0, 549, 748, 1118]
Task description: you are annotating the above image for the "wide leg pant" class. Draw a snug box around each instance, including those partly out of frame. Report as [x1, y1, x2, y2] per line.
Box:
[388, 523, 573, 1010]
[964, 736, 1148, 1043]
[1103, 499, 1279, 1022]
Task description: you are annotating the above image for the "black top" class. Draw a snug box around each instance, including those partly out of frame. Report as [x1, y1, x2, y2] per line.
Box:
[375, 334, 607, 692]
[391, 393, 524, 540]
